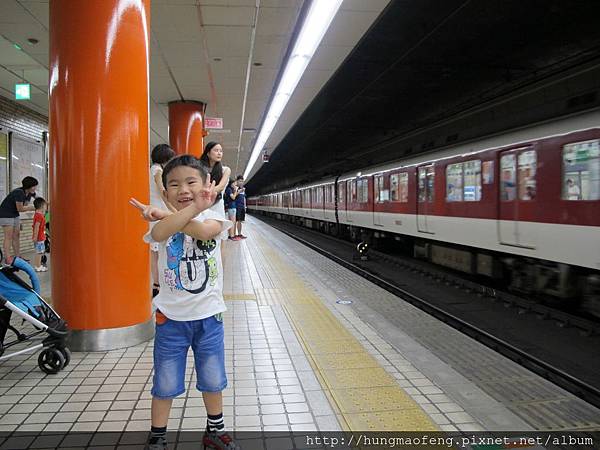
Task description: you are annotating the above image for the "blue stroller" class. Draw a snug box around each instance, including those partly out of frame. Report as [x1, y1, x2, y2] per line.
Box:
[0, 255, 70, 374]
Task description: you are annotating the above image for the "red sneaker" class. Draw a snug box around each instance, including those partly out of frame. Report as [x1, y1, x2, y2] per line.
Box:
[203, 430, 239, 450]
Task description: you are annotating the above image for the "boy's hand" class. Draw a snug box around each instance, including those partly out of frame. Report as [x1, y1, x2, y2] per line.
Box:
[193, 174, 217, 212]
[129, 198, 170, 221]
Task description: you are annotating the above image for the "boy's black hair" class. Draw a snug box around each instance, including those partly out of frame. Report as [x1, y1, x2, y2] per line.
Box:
[236, 175, 244, 181]
[33, 197, 46, 209]
[162, 155, 207, 187]
[151, 144, 176, 165]
[21, 176, 38, 190]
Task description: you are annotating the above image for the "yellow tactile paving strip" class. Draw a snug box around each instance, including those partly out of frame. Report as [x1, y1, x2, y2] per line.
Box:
[223, 293, 257, 301]
[249, 232, 438, 432]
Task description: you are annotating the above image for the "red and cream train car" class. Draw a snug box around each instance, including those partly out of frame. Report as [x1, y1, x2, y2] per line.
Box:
[249, 111, 600, 312]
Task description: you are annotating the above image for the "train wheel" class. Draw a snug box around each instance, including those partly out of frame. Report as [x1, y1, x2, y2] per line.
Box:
[38, 348, 65, 374]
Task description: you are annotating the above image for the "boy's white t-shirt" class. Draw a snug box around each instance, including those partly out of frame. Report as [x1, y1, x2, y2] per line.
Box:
[144, 209, 232, 321]
[149, 164, 166, 208]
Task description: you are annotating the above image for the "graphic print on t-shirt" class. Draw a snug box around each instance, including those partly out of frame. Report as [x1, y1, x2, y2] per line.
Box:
[164, 232, 218, 294]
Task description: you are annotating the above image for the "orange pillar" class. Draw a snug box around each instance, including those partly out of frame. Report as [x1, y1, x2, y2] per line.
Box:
[49, 0, 153, 350]
[168, 101, 205, 157]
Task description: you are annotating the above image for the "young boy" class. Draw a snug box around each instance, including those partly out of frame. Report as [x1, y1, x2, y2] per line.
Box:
[31, 197, 47, 272]
[129, 155, 237, 450]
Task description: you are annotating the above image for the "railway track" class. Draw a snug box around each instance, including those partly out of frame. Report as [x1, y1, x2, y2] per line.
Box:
[257, 215, 600, 411]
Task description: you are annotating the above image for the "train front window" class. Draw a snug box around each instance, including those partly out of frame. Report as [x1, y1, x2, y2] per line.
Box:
[562, 139, 600, 201]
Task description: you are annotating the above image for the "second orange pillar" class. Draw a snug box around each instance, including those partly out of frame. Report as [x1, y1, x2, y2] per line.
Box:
[168, 101, 205, 157]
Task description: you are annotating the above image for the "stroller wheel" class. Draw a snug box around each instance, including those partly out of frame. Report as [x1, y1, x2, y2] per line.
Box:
[58, 347, 71, 368]
[38, 348, 65, 374]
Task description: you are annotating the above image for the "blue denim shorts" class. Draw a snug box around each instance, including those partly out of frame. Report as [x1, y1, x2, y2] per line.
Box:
[34, 241, 45, 254]
[152, 313, 227, 399]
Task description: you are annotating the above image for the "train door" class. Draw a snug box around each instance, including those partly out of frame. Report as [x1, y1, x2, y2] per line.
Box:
[373, 174, 384, 226]
[416, 165, 435, 234]
[337, 181, 345, 222]
[498, 148, 536, 248]
[345, 179, 354, 222]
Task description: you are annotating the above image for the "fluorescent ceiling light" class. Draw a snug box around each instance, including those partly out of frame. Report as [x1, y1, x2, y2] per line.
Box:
[243, 0, 343, 180]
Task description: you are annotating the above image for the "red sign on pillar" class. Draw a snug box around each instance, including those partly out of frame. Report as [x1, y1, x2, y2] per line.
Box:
[205, 117, 223, 129]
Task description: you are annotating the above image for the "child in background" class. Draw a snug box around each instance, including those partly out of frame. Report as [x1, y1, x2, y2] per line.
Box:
[150, 144, 176, 297]
[31, 197, 47, 272]
[129, 155, 237, 450]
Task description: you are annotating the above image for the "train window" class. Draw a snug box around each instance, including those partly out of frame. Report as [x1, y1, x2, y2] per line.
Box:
[339, 182, 345, 206]
[446, 163, 463, 202]
[302, 189, 310, 206]
[518, 151, 537, 201]
[562, 139, 600, 201]
[500, 154, 517, 201]
[390, 172, 408, 202]
[399, 172, 408, 202]
[357, 179, 368, 203]
[463, 160, 482, 201]
[350, 179, 357, 202]
[375, 175, 388, 203]
[390, 174, 399, 201]
[418, 166, 434, 202]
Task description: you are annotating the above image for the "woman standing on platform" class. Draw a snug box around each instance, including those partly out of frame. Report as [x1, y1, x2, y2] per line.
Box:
[0, 176, 38, 263]
[199, 142, 231, 218]
[149, 144, 176, 297]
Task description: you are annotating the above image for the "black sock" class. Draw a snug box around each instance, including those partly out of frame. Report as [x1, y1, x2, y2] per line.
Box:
[150, 425, 167, 443]
[207, 413, 224, 433]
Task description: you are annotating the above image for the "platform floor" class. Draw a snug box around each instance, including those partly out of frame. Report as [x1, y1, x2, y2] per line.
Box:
[1, 215, 599, 439]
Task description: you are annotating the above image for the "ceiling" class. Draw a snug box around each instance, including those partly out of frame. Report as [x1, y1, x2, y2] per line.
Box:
[0, 0, 390, 176]
[247, 0, 600, 194]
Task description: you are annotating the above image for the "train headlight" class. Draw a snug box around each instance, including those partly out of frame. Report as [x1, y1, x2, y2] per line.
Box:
[357, 242, 369, 260]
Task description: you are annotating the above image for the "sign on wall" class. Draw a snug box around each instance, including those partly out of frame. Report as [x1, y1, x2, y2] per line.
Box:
[205, 117, 223, 129]
[15, 83, 31, 100]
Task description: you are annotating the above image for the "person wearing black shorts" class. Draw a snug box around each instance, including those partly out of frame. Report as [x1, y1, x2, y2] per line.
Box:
[234, 175, 246, 239]
[0, 176, 38, 262]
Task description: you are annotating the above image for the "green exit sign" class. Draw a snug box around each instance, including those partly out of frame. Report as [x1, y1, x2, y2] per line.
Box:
[15, 83, 30, 100]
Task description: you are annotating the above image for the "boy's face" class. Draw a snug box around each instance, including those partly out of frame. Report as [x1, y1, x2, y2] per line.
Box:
[38, 203, 47, 213]
[165, 166, 205, 211]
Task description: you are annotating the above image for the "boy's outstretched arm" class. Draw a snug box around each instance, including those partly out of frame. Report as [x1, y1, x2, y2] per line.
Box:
[182, 219, 223, 241]
[130, 199, 223, 241]
[129, 198, 187, 242]
[150, 204, 202, 242]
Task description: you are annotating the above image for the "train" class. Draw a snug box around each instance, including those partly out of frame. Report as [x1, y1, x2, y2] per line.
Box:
[248, 110, 600, 316]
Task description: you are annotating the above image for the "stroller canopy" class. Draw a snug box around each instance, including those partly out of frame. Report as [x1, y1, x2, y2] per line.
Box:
[0, 257, 42, 316]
